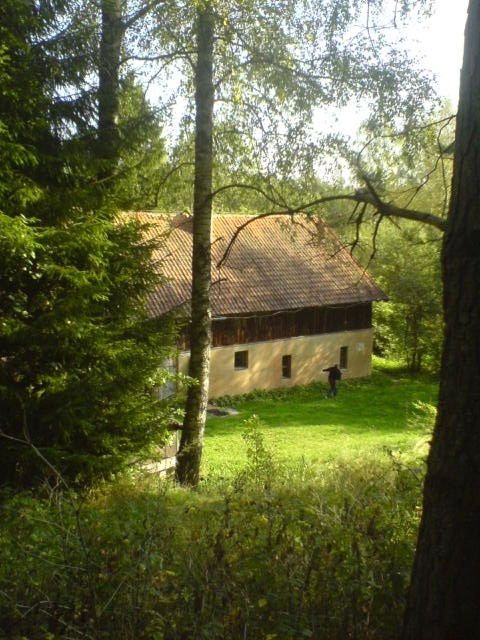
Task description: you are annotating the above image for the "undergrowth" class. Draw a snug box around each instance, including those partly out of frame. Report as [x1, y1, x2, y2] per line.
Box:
[0, 418, 426, 640]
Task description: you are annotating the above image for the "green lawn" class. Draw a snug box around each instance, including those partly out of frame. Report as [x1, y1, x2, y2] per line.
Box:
[202, 369, 438, 477]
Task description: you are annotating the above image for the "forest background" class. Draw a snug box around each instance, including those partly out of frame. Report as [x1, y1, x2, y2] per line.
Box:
[1, 0, 478, 637]
[1, 0, 457, 487]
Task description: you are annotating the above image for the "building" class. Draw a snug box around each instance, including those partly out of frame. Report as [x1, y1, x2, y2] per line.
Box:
[138, 212, 386, 399]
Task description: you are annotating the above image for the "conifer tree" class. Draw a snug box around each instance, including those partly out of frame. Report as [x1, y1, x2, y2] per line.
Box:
[0, 0, 174, 488]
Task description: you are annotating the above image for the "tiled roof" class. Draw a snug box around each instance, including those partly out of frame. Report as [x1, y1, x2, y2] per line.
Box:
[133, 212, 386, 318]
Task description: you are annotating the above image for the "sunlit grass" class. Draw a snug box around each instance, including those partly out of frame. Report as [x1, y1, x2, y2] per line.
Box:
[202, 368, 438, 477]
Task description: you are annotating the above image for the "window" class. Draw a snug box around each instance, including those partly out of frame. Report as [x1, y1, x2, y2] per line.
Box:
[154, 358, 177, 400]
[340, 345, 348, 369]
[282, 355, 292, 378]
[234, 350, 249, 369]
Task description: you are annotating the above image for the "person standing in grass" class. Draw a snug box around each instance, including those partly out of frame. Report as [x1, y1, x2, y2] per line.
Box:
[323, 364, 341, 398]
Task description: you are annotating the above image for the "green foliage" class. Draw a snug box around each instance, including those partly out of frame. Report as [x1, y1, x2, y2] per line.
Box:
[233, 415, 278, 490]
[146, 0, 437, 211]
[326, 104, 450, 374]
[371, 223, 443, 372]
[321, 105, 451, 376]
[0, 210, 176, 487]
[0, 449, 423, 639]
[114, 74, 170, 211]
[0, 1, 176, 488]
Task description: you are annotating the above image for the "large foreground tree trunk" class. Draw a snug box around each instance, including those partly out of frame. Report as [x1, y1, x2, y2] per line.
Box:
[175, 4, 214, 486]
[402, 1, 480, 637]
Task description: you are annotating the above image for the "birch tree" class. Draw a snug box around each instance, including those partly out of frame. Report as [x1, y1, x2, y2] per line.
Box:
[175, 3, 215, 486]
[170, 0, 435, 485]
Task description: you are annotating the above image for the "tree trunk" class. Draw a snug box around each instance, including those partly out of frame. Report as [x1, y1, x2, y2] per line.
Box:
[402, 1, 480, 637]
[175, 4, 214, 486]
[97, 0, 123, 172]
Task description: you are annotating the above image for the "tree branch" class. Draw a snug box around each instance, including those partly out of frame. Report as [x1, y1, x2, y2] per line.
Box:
[352, 187, 447, 231]
[214, 181, 446, 270]
[123, 0, 168, 30]
[213, 182, 447, 232]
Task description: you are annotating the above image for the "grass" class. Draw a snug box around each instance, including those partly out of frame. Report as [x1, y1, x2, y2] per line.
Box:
[0, 365, 437, 639]
[202, 368, 438, 477]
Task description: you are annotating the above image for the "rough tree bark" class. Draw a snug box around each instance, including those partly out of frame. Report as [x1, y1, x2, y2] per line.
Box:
[175, 3, 214, 486]
[97, 0, 167, 171]
[97, 0, 123, 171]
[402, 1, 480, 637]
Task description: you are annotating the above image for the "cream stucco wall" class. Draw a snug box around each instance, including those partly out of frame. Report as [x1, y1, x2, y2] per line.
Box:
[177, 329, 374, 399]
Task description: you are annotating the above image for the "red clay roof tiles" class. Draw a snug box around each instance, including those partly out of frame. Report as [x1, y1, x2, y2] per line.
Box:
[133, 212, 386, 317]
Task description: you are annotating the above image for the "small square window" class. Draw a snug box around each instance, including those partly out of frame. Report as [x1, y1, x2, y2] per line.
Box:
[340, 345, 348, 369]
[234, 350, 248, 369]
[282, 355, 292, 378]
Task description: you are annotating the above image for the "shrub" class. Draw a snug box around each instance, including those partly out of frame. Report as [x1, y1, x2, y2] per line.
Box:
[0, 432, 423, 639]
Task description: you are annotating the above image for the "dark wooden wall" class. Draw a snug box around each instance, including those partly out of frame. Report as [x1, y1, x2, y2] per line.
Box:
[180, 303, 372, 349]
